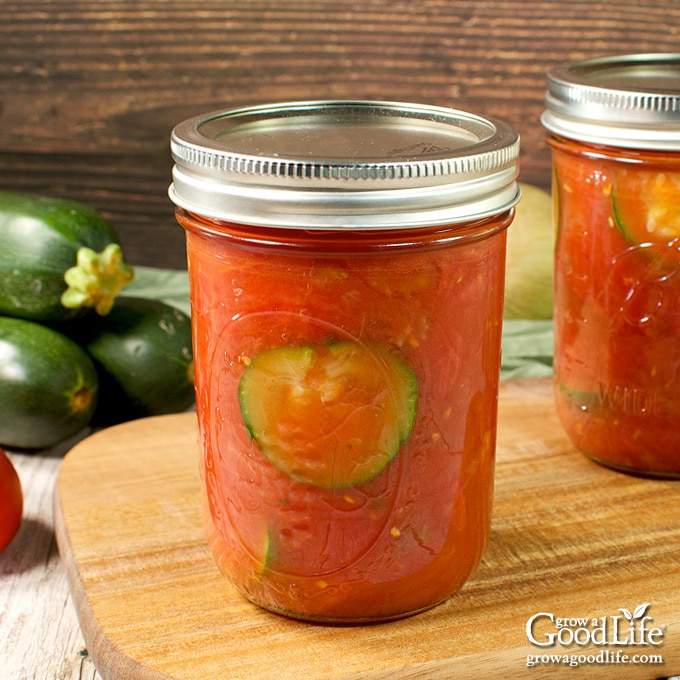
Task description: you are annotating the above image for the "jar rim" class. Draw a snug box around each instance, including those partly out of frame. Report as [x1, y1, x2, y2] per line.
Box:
[542, 53, 680, 150]
[169, 100, 520, 230]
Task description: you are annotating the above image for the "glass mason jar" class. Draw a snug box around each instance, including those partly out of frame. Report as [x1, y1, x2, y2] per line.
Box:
[542, 54, 680, 478]
[169, 100, 519, 622]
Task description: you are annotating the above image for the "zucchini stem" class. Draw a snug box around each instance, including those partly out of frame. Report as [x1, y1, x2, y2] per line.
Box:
[61, 244, 134, 315]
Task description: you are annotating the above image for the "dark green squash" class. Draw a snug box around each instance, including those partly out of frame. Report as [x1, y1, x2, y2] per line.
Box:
[65, 297, 195, 425]
[0, 190, 133, 321]
[0, 316, 98, 449]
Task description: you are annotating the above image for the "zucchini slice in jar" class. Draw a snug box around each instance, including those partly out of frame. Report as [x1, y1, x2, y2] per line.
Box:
[238, 341, 418, 489]
[613, 170, 680, 245]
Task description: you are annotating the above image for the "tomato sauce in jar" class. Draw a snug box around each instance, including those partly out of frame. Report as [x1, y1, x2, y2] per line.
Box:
[169, 101, 519, 621]
[543, 54, 680, 478]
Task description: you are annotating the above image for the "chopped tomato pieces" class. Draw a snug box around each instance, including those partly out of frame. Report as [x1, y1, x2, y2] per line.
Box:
[180, 214, 508, 620]
[551, 137, 680, 475]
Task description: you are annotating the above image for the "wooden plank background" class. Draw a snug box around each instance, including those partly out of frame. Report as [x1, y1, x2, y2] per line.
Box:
[1, 0, 679, 269]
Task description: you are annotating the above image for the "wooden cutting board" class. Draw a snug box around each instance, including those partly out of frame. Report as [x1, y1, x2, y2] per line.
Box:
[54, 378, 680, 680]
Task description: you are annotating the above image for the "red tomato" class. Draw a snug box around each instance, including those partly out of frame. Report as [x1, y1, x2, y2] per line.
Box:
[0, 448, 23, 552]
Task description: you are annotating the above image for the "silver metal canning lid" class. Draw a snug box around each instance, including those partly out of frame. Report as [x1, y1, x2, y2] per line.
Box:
[542, 53, 680, 150]
[169, 100, 520, 229]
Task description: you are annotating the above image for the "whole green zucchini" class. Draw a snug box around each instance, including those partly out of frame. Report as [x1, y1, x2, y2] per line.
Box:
[0, 316, 99, 449]
[65, 296, 195, 425]
[0, 190, 134, 321]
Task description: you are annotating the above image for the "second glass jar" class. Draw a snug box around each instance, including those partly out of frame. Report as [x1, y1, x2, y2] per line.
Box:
[543, 54, 680, 478]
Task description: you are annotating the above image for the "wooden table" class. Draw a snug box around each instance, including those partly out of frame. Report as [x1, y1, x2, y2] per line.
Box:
[2, 1, 680, 269]
[4, 379, 680, 679]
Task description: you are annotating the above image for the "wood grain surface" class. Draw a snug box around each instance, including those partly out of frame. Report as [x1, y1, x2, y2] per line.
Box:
[2, 1, 680, 268]
[1, 447, 102, 680]
[54, 378, 680, 680]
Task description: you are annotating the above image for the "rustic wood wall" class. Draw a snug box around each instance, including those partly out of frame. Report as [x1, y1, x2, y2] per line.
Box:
[2, 1, 679, 268]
